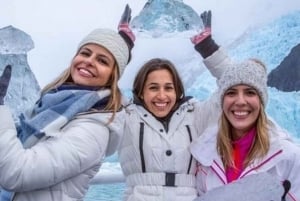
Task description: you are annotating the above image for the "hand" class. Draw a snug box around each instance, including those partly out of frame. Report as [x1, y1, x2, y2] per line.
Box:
[191, 10, 212, 45]
[201, 10, 212, 29]
[0, 65, 12, 105]
[118, 4, 135, 44]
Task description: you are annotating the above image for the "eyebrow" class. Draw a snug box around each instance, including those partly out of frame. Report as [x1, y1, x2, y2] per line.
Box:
[147, 82, 174, 86]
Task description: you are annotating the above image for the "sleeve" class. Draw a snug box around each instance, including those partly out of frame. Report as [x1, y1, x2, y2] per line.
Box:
[192, 93, 221, 136]
[203, 47, 233, 80]
[104, 109, 126, 156]
[0, 105, 109, 191]
[194, 36, 219, 59]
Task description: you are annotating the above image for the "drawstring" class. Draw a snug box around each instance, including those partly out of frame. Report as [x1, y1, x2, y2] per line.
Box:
[281, 180, 291, 201]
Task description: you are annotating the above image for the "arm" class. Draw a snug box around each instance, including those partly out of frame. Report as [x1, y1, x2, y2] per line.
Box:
[0, 109, 109, 191]
[279, 140, 300, 200]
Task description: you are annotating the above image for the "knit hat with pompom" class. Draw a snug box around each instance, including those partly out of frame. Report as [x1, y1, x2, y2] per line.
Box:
[218, 59, 268, 106]
[77, 28, 129, 77]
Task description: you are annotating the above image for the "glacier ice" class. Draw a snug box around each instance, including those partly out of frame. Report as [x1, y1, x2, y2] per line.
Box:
[131, 0, 203, 37]
[0, 26, 40, 121]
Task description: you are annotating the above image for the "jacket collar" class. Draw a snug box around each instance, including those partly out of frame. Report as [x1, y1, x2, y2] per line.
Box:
[190, 123, 288, 176]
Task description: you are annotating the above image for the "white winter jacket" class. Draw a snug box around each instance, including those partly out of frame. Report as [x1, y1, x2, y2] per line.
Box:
[0, 105, 123, 201]
[118, 49, 230, 201]
[190, 124, 300, 201]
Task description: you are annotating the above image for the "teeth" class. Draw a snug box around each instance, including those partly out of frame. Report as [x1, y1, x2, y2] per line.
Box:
[155, 103, 167, 107]
[234, 111, 248, 116]
[79, 68, 93, 76]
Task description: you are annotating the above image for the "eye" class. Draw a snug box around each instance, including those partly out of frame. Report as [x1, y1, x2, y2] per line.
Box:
[79, 50, 90, 57]
[165, 85, 175, 91]
[149, 86, 159, 91]
[225, 89, 236, 96]
[246, 89, 258, 96]
[96, 56, 109, 65]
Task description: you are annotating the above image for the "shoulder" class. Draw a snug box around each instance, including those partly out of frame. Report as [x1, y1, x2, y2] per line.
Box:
[269, 126, 300, 163]
[190, 124, 219, 164]
[72, 111, 124, 156]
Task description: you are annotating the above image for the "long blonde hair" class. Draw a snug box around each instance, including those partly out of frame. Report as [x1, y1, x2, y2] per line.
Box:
[41, 54, 122, 122]
[217, 103, 270, 169]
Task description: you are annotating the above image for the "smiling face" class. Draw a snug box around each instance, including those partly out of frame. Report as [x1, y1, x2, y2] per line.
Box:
[70, 43, 115, 87]
[142, 69, 177, 118]
[222, 84, 261, 139]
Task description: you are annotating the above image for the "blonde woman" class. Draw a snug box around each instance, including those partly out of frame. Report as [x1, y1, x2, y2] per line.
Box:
[190, 59, 300, 200]
[0, 5, 134, 201]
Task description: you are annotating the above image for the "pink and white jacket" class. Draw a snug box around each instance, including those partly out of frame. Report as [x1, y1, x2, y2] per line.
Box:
[190, 123, 300, 201]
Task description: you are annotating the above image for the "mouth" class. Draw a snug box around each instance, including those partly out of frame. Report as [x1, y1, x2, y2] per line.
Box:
[153, 102, 168, 110]
[78, 67, 95, 77]
[232, 110, 250, 118]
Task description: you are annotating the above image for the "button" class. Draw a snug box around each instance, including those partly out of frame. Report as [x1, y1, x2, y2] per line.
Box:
[166, 150, 172, 156]
[143, 114, 148, 117]
[159, 129, 164, 132]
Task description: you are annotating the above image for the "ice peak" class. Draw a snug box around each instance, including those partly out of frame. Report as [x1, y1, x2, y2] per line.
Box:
[131, 0, 203, 37]
[0, 25, 34, 54]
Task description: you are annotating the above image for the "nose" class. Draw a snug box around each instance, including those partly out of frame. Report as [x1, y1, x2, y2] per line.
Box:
[84, 56, 95, 66]
[157, 89, 167, 99]
[235, 93, 247, 105]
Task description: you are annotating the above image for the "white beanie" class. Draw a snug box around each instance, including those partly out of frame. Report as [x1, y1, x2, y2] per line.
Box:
[218, 59, 268, 106]
[77, 28, 129, 77]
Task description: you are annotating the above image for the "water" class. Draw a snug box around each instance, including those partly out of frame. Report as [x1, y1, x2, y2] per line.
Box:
[85, 183, 125, 201]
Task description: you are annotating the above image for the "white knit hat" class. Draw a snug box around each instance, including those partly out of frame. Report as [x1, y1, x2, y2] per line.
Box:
[218, 59, 268, 106]
[77, 28, 129, 77]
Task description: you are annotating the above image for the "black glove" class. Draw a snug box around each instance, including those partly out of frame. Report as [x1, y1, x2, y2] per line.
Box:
[118, 4, 135, 55]
[0, 65, 12, 105]
[201, 10, 211, 29]
[191, 10, 219, 58]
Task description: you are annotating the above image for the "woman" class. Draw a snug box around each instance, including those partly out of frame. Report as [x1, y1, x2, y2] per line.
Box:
[0, 5, 134, 201]
[190, 59, 300, 200]
[116, 8, 233, 201]
[118, 57, 224, 201]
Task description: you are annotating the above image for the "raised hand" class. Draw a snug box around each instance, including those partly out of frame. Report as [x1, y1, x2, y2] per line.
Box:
[118, 4, 136, 47]
[0, 65, 12, 105]
[191, 10, 212, 45]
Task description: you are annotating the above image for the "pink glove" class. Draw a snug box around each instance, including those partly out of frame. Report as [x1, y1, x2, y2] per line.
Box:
[191, 10, 211, 45]
[118, 4, 135, 43]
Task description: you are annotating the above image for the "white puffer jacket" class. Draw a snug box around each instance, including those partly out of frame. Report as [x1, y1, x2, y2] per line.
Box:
[0, 105, 123, 201]
[118, 48, 230, 201]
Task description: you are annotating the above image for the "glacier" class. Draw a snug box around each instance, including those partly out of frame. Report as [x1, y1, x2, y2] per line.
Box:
[0, 25, 40, 121]
[131, 0, 203, 37]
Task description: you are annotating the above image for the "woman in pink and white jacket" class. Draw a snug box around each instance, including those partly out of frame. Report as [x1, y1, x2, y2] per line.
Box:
[190, 56, 300, 200]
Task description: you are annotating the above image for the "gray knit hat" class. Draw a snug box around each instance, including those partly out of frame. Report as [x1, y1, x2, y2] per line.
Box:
[218, 59, 268, 106]
[77, 28, 129, 77]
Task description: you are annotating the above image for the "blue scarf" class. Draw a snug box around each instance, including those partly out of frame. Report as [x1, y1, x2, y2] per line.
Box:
[0, 84, 110, 201]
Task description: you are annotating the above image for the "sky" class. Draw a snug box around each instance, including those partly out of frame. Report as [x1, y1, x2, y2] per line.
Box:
[1, 0, 300, 88]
